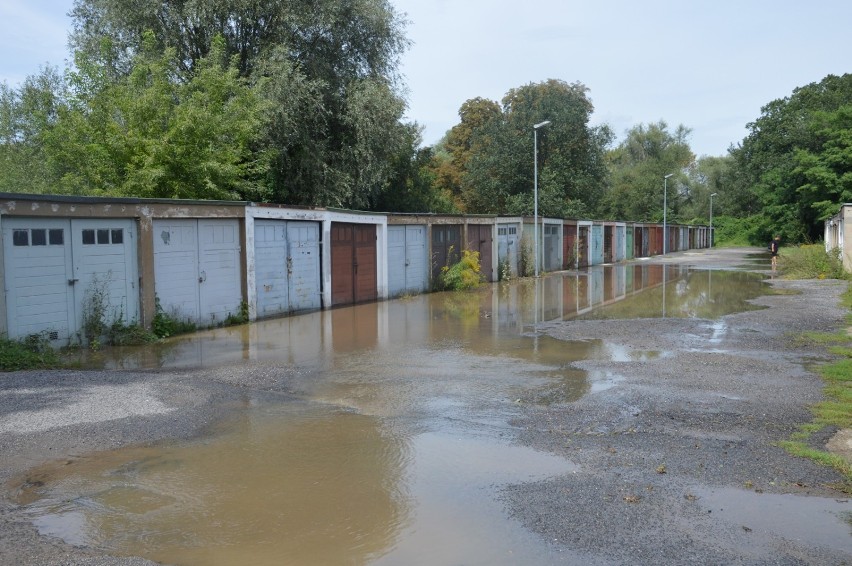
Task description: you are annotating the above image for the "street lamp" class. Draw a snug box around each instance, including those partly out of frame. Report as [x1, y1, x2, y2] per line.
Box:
[709, 192, 718, 247]
[533, 120, 551, 277]
[663, 173, 673, 255]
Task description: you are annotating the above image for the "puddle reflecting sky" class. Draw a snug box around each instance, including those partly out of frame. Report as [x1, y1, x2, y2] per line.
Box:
[15, 265, 776, 564]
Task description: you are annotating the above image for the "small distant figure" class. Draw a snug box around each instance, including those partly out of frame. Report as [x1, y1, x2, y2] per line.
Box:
[769, 235, 781, 269]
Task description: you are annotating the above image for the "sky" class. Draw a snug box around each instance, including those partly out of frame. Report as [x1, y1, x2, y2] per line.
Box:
[2, 0, 850, 158]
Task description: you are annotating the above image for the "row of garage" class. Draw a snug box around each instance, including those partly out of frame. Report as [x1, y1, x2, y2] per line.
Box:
[0, 193, 712, 345]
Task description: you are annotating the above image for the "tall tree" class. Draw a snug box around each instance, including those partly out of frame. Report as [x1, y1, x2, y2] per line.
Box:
[445, 79, 612, 217]
[375, 124, 457, 213]
[69, 0, 412, 208]
[729, 73, 852, 242]
[601, 121, 694, 221]
[0, 67, 65, 194]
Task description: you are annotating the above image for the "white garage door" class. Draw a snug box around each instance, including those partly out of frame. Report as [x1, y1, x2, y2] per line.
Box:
[154, 219, 242, 326]
[254, 220, 321, 318]
[387, 225, 428, 298]
[3, 217, 139, 344]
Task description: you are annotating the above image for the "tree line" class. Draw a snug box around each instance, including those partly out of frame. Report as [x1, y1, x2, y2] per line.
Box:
[0, 0, 849, 245]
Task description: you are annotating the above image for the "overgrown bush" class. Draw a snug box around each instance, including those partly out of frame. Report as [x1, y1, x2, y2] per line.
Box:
[107, 319, 157, 346]
[440, 249, 484, 291]
[0, 334, 60, 371]
[518, 235, 534, 277]
[779, 244, 848, 280]
[81, 274, 110, 347]
[711, 215, 763, 246]
[152, 298, 197, 338]
[224, 301, 250, 326]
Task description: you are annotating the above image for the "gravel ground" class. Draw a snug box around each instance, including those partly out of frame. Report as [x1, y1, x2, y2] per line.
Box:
[503, 250, 852, 565]
[1, 247, 851, 565]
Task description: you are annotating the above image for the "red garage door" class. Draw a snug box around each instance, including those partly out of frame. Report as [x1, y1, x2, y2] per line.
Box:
[331, 223, 377, 306]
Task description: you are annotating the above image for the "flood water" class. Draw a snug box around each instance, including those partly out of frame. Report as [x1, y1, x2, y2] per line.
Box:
[13, 265, 776, 565]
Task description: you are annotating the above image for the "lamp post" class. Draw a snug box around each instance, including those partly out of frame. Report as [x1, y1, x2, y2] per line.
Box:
[709, 192, 718, 247]
[663, 173, 673, 255]
[533, 120, 551, 277]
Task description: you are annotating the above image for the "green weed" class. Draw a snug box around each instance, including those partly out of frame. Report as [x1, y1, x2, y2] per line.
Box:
[779, 245, 848, 280]
[0, 334, 61, 371]
[440, 249, 484, 291]
[152, 297, 196, 338]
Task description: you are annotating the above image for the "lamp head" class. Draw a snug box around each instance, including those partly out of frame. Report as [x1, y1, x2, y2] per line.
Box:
[664, 173, 674, 179]
[534, 120, 552, 129]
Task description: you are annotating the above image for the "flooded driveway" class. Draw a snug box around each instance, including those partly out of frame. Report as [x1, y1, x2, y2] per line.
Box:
[2, 250, 851, 565]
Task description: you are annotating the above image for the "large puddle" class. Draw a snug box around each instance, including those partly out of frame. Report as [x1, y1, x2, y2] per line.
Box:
[11, 265, 777, 564]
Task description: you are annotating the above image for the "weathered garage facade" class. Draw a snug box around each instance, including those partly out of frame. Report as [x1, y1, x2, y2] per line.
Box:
[1, 192, 715, 345]
[245, 206, 387, 315]
[386, 221, 429, 298]
[496, 217, 522, 278]
[0, 193, 247, 344]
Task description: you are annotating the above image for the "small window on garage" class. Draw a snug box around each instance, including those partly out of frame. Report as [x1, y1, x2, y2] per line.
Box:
[13, 230, 29, 246]
[508, 227, 517, 235]
[49, 229, 64, 245]
[82, 228, 124, 245]
[498, 227, 507, 236]
[31, 229, 47, 246]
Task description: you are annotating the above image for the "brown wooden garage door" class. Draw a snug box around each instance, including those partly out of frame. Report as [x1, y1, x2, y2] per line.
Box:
[331, 223, 377, 306]
[431, 225, 461, 282]
[466, 224, 493, 282]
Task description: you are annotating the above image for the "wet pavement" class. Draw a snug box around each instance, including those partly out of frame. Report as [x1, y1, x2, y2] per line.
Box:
[2, 249, 851, 565]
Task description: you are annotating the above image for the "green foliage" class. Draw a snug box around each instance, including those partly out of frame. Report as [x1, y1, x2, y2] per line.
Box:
[152, 297, 196, 339]
[601, 121, 694, 222]
[439, 249, 484, 291]
[730, 73, 852, 243]
[81, 274, 156, 349]
[107, 320, 157, 346]
[0, 334, 61, 371]
[711, 215, 764, 246]
[67, 0, 413, 209]
[376, 127, 459, 213]
[81, 274, 111, 349]
[440, 80, 612, 216]
[781, 283, 852, 485]
[793, 105, 852, 222]
[518, 235, 534, 277]
[498, 258, 513, 281]
[0, 67, 65, 193]
[49, 33, 270, 200]
[778, 244, 848, 280]
[224, 301, 250, 326]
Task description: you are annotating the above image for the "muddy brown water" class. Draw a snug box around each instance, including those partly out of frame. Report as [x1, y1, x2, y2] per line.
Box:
[12, 265, 777, 565]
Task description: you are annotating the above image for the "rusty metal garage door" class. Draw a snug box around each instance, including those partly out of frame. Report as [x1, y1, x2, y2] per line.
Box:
[466, 224, 493, 282]
[431, 225, 461, 282]
[331, 223, 377, 306]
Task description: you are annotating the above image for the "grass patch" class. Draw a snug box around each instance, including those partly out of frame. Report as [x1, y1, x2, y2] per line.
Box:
[790, 330, 850, 347]
[0, 334, 62, 371]
[778, 244, 849, 280]
[778, 440, 852, 489]
[783, 281, 852, 487]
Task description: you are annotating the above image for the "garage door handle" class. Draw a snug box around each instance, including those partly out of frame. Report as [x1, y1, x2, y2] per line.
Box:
[198, 271, 207, 283]
[68, 278, 79, 286]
